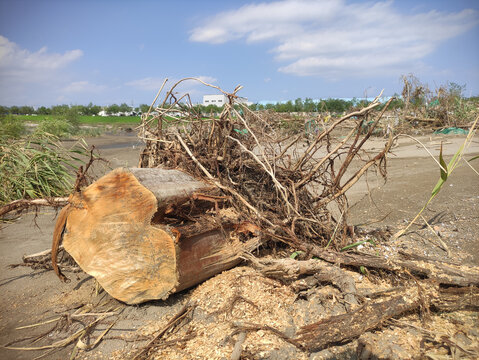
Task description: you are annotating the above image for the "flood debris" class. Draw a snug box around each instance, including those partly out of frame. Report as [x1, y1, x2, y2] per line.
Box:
[47, 78, 398, 305]
[51, 166, 261, 304]
[3, 78, 478, 359]
[3, 295, 123, 360]
[137, 79, 394, 250]
[9, 246, 80, 274]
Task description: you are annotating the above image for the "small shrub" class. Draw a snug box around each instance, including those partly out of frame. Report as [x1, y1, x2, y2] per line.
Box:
[60, 107, 80, 129]
[0, 115, 26, 139]
[77, 126, 102, 137]
[35, 118, 76, 138]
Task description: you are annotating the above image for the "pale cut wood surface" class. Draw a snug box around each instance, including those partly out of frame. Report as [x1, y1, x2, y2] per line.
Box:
[63, 168, 178, 304]
[57, 167, 250, 304]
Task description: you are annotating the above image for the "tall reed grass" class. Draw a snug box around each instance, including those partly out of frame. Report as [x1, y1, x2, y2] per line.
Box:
[0, 133, 88, 205]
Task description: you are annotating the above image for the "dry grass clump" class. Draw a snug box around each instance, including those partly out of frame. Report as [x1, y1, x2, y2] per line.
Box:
[401, 74, 479, 128]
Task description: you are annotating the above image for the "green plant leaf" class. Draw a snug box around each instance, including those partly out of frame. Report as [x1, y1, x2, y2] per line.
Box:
[430, 178, 444, 197]
[290, 251, 303, 259]
[340, 239, 376, 252]
[439, 143, 448, 182]
[431, 143, 449, 197]
[25, 189, 36, 198]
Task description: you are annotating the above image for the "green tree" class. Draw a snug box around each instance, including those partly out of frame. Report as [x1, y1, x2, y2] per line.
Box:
[36, 106, 51, 115]
[70, 105, 84, 115]
[278, 100, 294, 112]
[303, 98, 316, 112]
[88, 104, 101, 115]
[107, 104, 120, 114]
[18, 106, 34, 115]
[118, 103, 132, 114]
[323, 98, 352, 113]
[204, 104, 221, 113]
[51, 105, 70, 115]
[384, 95, 404, 110]
[138, 104, 150, 114]
[294, 98, 303, 112]
[9, 106, 20, 114]
[447, 82, 465, 98]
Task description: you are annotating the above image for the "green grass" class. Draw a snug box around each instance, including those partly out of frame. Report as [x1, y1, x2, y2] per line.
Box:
[14, 114, 52, 122]
[13, 114, 141, 125]
[77, 115, 141, 124]
[0, 133, 89, 204]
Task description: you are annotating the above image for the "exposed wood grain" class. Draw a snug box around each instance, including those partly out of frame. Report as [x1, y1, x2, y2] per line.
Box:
[53, 168, 255, 304]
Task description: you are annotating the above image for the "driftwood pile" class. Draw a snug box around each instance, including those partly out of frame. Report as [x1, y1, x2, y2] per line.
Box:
[4, 79, 478, 358]
[138, 79, 393, 249]
[46, 78, 397, 305]
[126, 79, 477, 357]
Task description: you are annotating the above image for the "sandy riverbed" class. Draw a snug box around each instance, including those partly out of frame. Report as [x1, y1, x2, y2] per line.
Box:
[1, 131, 478, 359]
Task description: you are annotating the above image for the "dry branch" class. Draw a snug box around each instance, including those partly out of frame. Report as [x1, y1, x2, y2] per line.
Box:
[296, 291, 420, 351]
[292, 283, 478, 351]
[404, 115, 439, 123]
[132, 302, 195, 360]
[245, 255, 359, 307]
[305, 246, 479, 287]
[0, 197, 68, 217]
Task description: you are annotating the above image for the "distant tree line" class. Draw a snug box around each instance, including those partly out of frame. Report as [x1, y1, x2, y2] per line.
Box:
[247, 97, 408, 114]
[1, 98, 403, 117]
[0, 103, 152, 116]
[187, 97, 405, 115]
[3, 88, 475, 117]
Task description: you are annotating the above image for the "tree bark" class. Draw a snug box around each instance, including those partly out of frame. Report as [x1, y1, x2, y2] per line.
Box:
[305, 245, 479, 287]
[296, 293, 420, 351]
[52, 168, 258, 304]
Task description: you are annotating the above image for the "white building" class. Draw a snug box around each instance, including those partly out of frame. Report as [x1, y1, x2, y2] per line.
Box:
[203, 94, 227, 106]
[203, 94, 251, 106]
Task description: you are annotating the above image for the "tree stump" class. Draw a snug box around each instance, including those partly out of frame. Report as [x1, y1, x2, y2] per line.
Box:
[52, 168, 258, 304]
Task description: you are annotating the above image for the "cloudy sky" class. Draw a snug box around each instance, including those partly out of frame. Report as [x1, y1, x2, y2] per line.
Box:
[0, 0, 478, 106]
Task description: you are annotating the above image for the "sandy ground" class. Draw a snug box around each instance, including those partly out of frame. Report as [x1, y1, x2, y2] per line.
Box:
[348, 134, 479, 265]
[0, 131, 478, 359]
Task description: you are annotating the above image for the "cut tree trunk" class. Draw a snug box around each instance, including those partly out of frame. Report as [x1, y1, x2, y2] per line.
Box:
[52, 168, 258, 304]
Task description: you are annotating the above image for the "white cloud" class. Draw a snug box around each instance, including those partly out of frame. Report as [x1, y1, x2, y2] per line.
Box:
[125, 76, 217, 94]
[195, 75, 217, 84]
[125, 77, 168, 91]
[0, 35, 83, 82]
[190, 0, 479, 78]
[63, 81, 106, 93]
[0, 36, 85, 105]
[190, 0, 341, 44]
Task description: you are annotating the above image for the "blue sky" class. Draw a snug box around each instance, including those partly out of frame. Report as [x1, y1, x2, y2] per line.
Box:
[0, 0, 478, 107]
